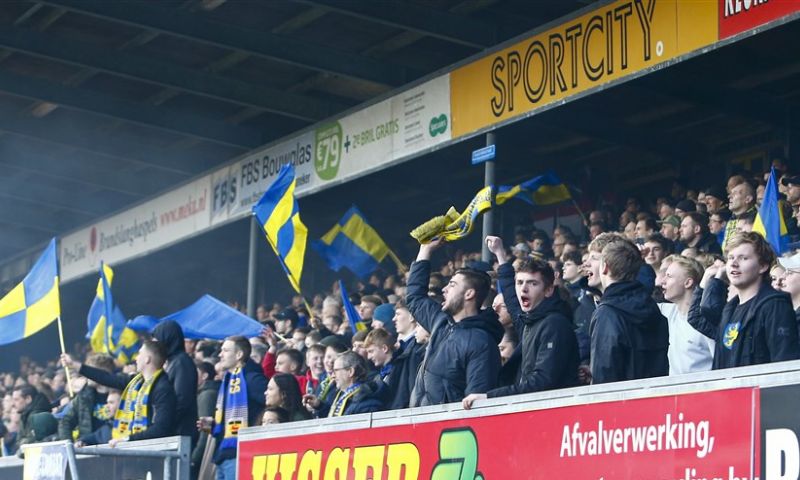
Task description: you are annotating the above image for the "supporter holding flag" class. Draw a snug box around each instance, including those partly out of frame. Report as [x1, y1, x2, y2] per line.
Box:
[689, 232, 800, 369]
[463, 236, 579, 409]
[60, 340, 177, 447]
[198, 336, 266, 480]
[151, 320, 198, 445]
[406, 238, 503, 406]
[57, 353, 116, 443]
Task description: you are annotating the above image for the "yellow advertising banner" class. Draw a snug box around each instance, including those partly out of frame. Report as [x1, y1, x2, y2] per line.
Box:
[450, 0, 718, 138]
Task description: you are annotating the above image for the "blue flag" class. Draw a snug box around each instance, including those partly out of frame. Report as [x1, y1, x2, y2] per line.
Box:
[313, 206, 394, 280]
[87, 263, 140, 364]
[495, 171, 571, 206]
[252, 163, 307, 294]
[339, 280, 366, 334]
[753, 167, 789, 254]
[159, 295, 263, 340]
[0, 239, 60, 345]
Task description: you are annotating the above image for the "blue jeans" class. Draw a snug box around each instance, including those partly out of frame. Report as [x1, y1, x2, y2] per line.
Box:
[216, 458, 237, 480]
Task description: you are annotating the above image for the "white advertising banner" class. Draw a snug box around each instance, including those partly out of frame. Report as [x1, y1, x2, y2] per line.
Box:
[59, 177, 211, 282]
[210, 74, 451, 224]
[58, 74, 451, 281]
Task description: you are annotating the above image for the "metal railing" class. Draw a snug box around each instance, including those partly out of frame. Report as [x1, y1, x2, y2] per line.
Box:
[2, 435, 190, 480]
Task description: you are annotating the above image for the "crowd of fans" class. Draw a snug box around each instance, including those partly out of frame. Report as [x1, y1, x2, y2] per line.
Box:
[3, 161, 800, 480]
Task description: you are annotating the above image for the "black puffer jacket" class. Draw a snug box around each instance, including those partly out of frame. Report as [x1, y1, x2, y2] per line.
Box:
[406, 260, 504, 407]
[590, 281, 669, 384]
[488, 263, 579, 398]
[152, 320, 198, 440]
[688, 279, 800, 369]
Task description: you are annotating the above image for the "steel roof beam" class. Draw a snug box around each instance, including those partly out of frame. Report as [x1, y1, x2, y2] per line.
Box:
[295, 0, 497, 48]
[39, 0, 413, 86]
[0, 103, 208, 176]
[0, 70, 262, 149]
[0, 25, 345, 122]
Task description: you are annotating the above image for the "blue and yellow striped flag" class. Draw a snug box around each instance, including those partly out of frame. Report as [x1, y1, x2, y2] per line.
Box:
[495, 171, 571, 206]
[313, 206, 399, 280]
[87, 263, 140, 364]
[252, 163, 308, 293]
[753, 166, 789, 255]
[0, 239, 60, 345]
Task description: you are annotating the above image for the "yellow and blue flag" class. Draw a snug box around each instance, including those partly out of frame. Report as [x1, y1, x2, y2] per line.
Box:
[87, 263, 140, 364]
[495, 171, 571, 206]
[312, 206, 395, 280]
[0, 239, 60, 345]
[753, 166, 789, 254]
[339, 280, 366, 334]
[252, 163, 308, 294]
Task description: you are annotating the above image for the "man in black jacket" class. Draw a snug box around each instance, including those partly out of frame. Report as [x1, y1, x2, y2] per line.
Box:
[689, 232, 800, 368]
[587, 233, 669, 384]
[61, 340, 177, 446]
[406, 238, 504, 407]
[463, 236, 579, 409]
[152, 320, 198, 442]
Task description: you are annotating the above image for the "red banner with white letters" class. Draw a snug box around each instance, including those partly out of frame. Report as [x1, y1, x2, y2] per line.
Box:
[239, 388, 758, 480]
[719, 0, 800, 38]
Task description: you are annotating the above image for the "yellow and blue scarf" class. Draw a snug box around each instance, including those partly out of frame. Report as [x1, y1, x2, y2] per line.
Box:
[213, 366, 248, 452]
[329, 382, 362, 417]
[113, 369, 162, 439]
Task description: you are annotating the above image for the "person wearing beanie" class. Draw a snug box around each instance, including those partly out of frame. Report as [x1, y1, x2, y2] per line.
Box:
[371, 304, 397, 338]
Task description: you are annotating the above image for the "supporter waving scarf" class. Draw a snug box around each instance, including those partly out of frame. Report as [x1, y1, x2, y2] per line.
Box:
[213, 366, 248, 451]
[329, 382, 362, 417]
[113, 370, 163, 439]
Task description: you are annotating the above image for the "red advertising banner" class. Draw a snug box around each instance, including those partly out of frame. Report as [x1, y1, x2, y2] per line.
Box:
[239, 388, 758, 480]
[719, 0, 800, 39]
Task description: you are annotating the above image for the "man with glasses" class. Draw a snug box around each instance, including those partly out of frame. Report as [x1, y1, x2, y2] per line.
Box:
[779, 252, 800, 338]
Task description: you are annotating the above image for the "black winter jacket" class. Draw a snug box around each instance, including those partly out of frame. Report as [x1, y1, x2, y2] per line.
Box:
[406, 260, 504, 406]
[384, 337, 425, 410]
[79, 364, 177, 442]
[590, 281, 669, 384]
[688, 279, 800, 369]
[488, 263, 579, 398]
[152, 320, 198, 439]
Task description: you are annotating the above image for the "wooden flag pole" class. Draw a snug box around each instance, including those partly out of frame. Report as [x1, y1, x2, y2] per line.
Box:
[56, 316, 75, 398]
[386, 249, 408, 273]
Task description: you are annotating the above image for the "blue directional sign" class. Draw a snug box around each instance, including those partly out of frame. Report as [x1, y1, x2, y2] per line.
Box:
[471, 145, 496, 165]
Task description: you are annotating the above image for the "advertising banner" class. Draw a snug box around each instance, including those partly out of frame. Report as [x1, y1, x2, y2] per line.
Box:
[22, 443, 67, 480]
[59, 177, 211, 282]
[239, 388, 756, 480]
[449, 0, 718, 138]
[719, 0, 800, 39]
[211, 75, 451, 226]
[760, 384, 800, 480]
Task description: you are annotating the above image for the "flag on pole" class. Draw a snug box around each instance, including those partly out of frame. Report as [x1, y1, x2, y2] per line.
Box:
[339, 280, 366, 334]
[87, 263, 140, 364]
[753, 166, 789, 255]
[313, 205, 401, 280]
[495, 171, 571, 206]
[252, 163, 308, 294]
[0, 239, 60, 345]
